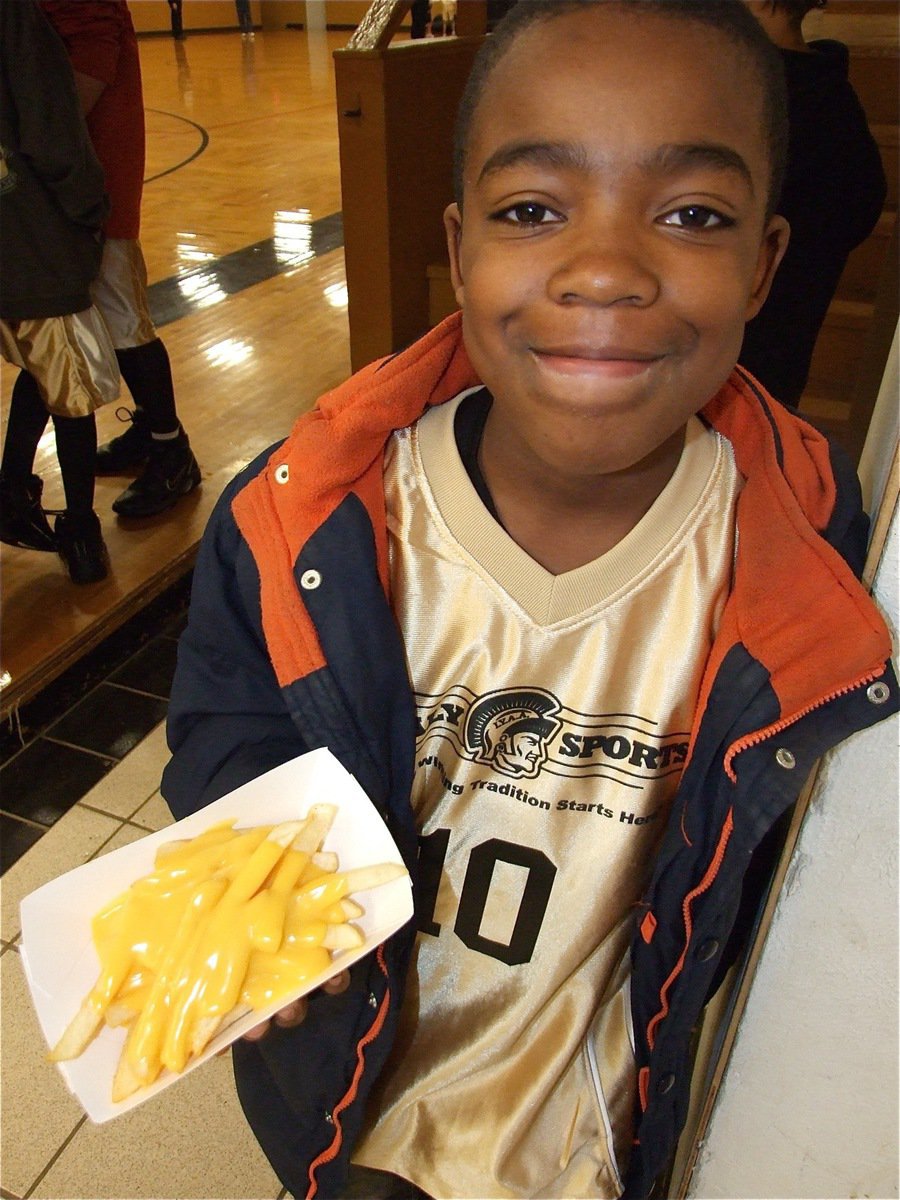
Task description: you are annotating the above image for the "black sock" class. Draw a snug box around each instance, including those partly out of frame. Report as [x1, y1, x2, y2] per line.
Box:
[1, 371, 48, 483]
[53, 412, 98, 516]
[115, 339, 179, 435]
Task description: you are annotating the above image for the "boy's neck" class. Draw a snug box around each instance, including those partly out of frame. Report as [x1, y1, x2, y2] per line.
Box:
[478, 417, 687, 575]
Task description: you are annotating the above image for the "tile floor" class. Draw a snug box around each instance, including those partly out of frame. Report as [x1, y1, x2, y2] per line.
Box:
[1, 577, 287, 1199]
[0, 575, 195, 873]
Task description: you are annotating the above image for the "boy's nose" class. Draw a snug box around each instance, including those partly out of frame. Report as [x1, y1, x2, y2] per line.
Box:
[546, 228, 660, 309]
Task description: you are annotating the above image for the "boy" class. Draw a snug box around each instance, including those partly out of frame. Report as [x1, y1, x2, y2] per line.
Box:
[162, 3, 898, 1198]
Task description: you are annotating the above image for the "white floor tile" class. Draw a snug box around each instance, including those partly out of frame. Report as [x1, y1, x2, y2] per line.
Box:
[0, 806, 124, 942]
[78, 722, 170, 820]
[31, 1050, 283, 1200]
[131, 789, 177, 832]
[1, 947, 85, 1199]
[2, 729, 282, 1200]
[96, 822, 157, 855]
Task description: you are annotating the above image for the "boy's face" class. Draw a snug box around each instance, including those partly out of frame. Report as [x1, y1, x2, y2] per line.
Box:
[445, 7, 789, 482]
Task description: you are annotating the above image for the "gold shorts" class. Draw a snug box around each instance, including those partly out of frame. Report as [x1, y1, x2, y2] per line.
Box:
[90, 238, 157, 350]
[0, 307, 121, 418]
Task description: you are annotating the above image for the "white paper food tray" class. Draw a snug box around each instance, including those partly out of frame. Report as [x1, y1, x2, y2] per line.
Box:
[19, 748, 414, 1123]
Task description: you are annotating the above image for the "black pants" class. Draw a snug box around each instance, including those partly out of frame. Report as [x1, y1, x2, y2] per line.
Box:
[409, 0, 430, 38]
[235, 0, 253, 32]
[168, 0, 184, 38]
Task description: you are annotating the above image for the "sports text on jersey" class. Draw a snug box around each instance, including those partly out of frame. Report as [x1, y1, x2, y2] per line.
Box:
[416, 686, 688, 790]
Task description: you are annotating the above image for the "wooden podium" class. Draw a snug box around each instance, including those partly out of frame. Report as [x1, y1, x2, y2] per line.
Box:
[333, 1, 487, 370]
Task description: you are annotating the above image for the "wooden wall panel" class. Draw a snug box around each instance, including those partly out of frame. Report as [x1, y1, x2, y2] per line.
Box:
[334, 51, 392, 365]
[325, 1, 371, 27]
[827, 0, 897, 13]
[130, 0, 263, 35]
[260, 0, 307, 28]
[335, 36, 483, 369]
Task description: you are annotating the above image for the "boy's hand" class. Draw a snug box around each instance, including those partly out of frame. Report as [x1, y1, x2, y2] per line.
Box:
[241, 971, 351, 1040]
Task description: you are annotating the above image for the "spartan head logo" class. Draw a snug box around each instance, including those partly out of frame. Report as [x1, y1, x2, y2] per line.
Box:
[465, 689, 560, 780]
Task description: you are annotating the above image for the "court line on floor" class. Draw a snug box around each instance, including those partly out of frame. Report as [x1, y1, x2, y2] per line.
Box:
[147, 211, 344, 327]
[144, 108, 211, 183]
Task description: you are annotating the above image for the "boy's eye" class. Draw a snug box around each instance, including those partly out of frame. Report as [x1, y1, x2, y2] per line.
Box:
[661, 205, 734, 231]
[493, 202, 562, 227]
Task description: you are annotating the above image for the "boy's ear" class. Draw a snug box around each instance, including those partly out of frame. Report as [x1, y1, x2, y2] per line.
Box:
[444, 202, 465, 308]
[745, 214, 790, 321]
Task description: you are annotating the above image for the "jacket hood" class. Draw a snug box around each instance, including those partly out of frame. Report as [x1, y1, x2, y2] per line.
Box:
[700, 370, 889, 773]
[233, 312, 893, 765]
[233, 314, 478, 687]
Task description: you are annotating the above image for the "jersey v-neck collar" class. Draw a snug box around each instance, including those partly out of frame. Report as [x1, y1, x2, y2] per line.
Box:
[415, 388, 726, 625]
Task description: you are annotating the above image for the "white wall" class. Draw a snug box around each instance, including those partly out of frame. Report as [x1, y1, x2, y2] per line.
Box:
[687, 372, 899, 1198]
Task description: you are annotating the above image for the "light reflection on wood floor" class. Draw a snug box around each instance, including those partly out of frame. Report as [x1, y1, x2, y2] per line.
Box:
[1, 30, 355, 714]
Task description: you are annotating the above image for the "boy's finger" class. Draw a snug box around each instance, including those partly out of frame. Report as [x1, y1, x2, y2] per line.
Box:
[321, 971, 351, 995]
[240, 972, 348, 1041]
[241, 1019, 271, 1042]
[273, 996, 309, 1027]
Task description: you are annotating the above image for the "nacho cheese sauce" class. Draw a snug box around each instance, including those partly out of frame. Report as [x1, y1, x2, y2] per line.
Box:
[89, 820, 349, 1080]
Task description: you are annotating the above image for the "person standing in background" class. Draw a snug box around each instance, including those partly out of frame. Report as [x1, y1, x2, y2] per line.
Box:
[235, 0, 254, 37]
[0, 0, 120, 583]
[740, 0, 887, 408]
[40, 0, 201, 519]
[410, 0, 430, 39]
[167, 0, 186, 41]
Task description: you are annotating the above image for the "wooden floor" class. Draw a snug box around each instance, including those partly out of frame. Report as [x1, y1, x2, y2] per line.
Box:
[1, 28, 358, 717]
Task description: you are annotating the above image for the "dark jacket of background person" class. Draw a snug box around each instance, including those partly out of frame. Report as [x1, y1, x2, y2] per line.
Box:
[0, 0, 108, 319]
[740, 39, 887, 407]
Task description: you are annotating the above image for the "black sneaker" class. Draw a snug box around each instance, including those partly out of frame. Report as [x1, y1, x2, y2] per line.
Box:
[0, 473, 57, 551]
[55, 511, 110, 584]
[96, 408, 152, 475]
[112, 431, 201, 518]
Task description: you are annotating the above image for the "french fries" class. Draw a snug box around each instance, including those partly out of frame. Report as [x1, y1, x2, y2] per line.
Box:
[48, 805, 407, 1102]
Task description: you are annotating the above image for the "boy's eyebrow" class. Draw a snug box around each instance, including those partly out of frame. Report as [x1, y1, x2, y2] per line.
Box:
[648, 141, 755, 193]
[477, 140, 591, 184]
[476, 139, 755, 194]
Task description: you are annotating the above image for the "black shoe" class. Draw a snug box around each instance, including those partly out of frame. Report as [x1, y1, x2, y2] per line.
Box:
[55, 511, 110, 584]
[0, 473, 57, 551]
[112, 431, 201, 518]
[96, 409, 152, 475]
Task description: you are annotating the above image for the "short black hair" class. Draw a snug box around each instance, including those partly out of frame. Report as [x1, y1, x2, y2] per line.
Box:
[452, 0, 789, 218]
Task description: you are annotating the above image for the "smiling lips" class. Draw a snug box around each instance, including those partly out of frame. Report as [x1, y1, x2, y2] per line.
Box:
[531, 344, 664, 378]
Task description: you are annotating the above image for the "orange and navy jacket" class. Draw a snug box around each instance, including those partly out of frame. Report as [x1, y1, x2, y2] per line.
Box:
[163, 312, 897, 1200]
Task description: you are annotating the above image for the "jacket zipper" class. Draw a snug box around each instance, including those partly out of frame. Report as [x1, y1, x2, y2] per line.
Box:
[644, 810, 735, 1055]
[638, 809, 734, 1112]
[639, 665, 889, 1109]
[723, 666, 888, 782]
[306, 945, 391, 1199]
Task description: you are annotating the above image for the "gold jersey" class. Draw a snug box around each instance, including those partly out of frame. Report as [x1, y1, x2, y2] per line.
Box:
[354, 391, 742, 1199]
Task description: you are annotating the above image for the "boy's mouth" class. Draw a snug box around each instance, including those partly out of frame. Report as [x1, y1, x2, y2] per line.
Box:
[530, 343, 664, 378]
